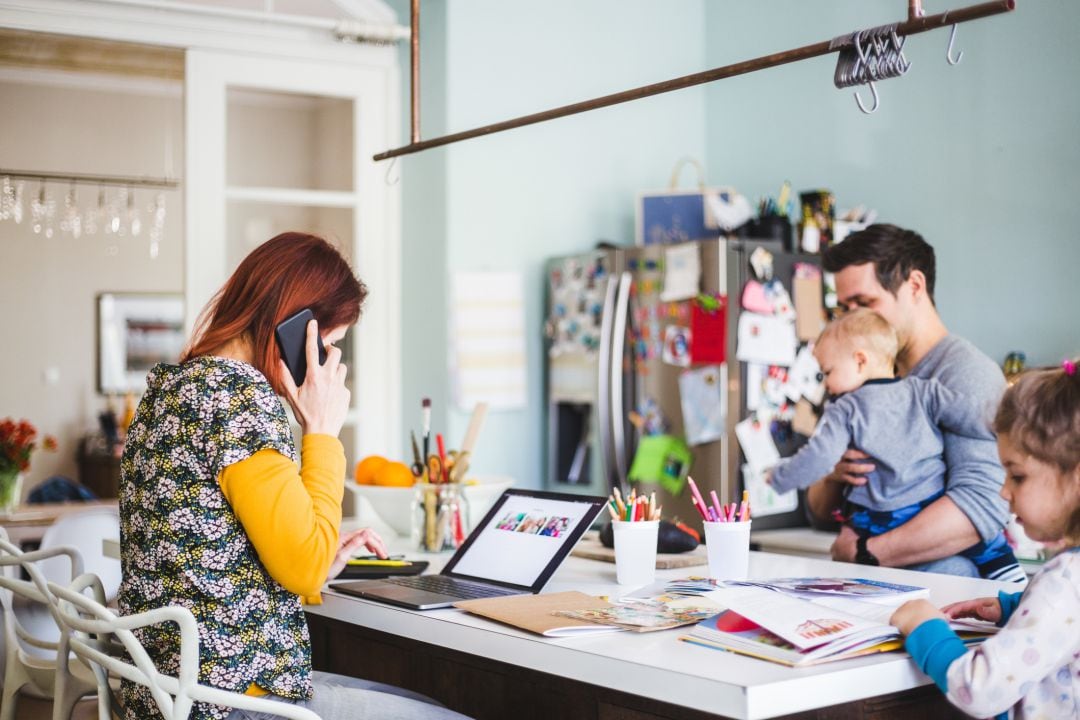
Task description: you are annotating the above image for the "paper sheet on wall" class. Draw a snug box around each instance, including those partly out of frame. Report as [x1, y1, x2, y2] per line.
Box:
[742, 463, 799, 517]
[659, 243, 701, 302]
[793, 274, 826, 342]
[450, 272, 527, 410]
[745, 363, 766, 412]
[678, 365, 726, 445]
[736, 313, 797, 367]
[734, 416, 780, 475]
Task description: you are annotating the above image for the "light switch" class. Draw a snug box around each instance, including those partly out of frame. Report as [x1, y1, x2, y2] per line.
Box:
[42, 366, 60, 386]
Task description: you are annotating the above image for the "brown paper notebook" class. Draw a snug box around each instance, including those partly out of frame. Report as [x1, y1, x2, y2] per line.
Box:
[455, 591, 623, 637]
[570, 534, 708, 569]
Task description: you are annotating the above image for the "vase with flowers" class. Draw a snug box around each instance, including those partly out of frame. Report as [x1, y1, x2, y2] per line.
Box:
[0, 418, 57, 516]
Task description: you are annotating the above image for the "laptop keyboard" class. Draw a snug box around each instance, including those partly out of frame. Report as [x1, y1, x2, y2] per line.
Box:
[387, 574, 519, 600]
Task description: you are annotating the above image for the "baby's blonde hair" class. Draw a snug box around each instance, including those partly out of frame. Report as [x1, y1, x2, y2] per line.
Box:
[816, 308, 898, 365]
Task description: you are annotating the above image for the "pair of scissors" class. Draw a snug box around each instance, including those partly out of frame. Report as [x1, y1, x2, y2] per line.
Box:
[410, 431, 425, 478]
[426, 453, 445, 484]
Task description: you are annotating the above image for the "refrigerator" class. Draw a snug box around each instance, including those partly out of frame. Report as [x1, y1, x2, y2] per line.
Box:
[544, 238, 826, 535]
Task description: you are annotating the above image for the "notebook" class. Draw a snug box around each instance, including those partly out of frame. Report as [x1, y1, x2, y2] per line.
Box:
[331, 489, 606, 610]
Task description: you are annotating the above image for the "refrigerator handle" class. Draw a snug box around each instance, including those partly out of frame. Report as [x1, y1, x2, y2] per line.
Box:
[610, 271, 633, 486]
[597, 274, 619, 492]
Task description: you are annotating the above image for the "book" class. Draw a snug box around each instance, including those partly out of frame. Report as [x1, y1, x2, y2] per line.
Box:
[454, 591, 626, 637]
[681, 586, 996, 667]
[727, 577, 929, 605]
[554, 596, 722, 633]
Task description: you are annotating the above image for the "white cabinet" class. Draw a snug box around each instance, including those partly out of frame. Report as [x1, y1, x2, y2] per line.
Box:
[186, 49, 402, 475]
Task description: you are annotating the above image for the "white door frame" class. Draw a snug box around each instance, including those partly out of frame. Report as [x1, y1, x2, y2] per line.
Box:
[186, 48, 402, 461]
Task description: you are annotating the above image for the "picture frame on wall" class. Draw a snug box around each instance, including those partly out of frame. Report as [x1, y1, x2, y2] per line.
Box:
[97, 292, 185, 394]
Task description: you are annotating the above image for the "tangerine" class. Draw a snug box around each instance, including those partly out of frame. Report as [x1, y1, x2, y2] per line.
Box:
[354, 455, 388, 485]
[373, 460, 415, 487]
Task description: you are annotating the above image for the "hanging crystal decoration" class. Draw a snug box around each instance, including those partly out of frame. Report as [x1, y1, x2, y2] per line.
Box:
[126, 187, 142, 237]
[11, 180, 24, 224]
[108, 188, 125, 236]
[31, 183, 46, 234]
[60, 182, 82, 239]
[0, 177, 11, 221]
[148, 192, 166, 259]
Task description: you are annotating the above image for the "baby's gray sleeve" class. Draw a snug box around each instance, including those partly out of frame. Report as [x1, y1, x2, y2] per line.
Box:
[770, 402, 852, 494]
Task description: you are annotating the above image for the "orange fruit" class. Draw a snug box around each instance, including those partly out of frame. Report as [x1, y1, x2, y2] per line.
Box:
[373, 461, 415, 487]
[355, 455, 388, 485]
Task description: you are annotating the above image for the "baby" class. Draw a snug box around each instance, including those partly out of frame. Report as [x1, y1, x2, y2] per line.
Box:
[768, 308, 1023, 582]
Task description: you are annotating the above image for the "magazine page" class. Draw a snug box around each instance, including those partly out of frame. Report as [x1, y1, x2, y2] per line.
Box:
[729, 577, 929, 605]
[703, 586, 893, 651]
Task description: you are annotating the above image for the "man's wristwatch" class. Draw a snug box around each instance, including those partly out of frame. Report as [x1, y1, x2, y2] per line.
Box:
[855, 535, 880, 566]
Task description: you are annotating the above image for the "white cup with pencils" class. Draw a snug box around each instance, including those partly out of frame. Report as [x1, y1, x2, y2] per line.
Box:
[686, 477, 753, 581]
[608, 488, 661, 586]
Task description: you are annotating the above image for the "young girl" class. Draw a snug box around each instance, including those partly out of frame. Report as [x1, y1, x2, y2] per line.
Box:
[890, 359, 1080, 719]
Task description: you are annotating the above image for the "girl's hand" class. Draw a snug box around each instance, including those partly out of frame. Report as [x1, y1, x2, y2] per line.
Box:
[890, 599, 947, 635]
[327, 528, 389, 580]
[280, 319, 350, 437]
[941, 597, 1002, 624]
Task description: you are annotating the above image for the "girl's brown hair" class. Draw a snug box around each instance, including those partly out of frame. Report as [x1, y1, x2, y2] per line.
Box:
[994, 358, 1080, 535]
[182, 232, 366, 396]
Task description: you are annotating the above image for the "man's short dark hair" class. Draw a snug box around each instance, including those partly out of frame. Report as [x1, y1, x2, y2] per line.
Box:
[822, 223, 936, 303]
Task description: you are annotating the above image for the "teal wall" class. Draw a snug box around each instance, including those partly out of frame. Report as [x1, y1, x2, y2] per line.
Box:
[392, 1, 1079, 491]
[703, 0, 1080, 368]
[392, 0, 707, 489]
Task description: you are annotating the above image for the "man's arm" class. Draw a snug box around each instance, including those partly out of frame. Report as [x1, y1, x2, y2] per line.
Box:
[805, 448, 873, 524]
[858, 494, 981, 566]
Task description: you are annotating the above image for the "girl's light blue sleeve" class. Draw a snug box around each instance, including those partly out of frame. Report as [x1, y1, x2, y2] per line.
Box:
[996, 589, 1022, 625]
[904, 618, 968, 692]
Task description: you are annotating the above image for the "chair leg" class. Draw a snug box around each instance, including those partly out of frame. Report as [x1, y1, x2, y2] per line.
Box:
[0, 681, 23, 720]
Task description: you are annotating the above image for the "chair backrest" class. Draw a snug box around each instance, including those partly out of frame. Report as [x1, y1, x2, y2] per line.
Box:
[49, 582, 323, 720]
[39, 507, 121, 601]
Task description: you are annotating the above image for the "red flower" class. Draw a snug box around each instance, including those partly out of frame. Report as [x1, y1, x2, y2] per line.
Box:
[0, 417, 57, 475]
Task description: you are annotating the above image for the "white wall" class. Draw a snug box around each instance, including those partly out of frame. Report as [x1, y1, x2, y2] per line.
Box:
[0, 78, 183, 494]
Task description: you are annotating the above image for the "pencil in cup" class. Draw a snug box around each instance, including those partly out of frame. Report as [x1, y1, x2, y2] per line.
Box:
[607, 490, 660, 521]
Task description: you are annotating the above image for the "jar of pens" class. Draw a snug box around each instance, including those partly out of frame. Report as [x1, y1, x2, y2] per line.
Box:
[687, 477, 753, 581]
[606, 487, 662, 586]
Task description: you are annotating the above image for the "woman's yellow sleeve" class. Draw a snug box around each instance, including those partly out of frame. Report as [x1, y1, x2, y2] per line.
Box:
[218, 434, 344, 602]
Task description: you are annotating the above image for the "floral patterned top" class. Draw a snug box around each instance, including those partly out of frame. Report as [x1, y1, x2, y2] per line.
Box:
[118, 357, 312, 720]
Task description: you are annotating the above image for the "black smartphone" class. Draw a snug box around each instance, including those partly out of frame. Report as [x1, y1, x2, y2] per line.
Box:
[274, 308, 327, 387]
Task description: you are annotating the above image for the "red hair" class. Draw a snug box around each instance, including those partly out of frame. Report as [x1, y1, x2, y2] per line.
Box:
[182, 232, 366, 396]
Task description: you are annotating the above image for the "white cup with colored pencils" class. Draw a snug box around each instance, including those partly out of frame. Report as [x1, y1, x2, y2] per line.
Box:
[608, 487, 661, 586]
[686, 477, 752, 581]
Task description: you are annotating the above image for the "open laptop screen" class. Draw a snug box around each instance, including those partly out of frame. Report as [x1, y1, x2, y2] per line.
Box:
[442, 489, 605, 592]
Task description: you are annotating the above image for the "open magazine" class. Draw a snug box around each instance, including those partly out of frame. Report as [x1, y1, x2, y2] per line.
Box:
[681, 585, 997, 667]
[727, 577, 929, 605]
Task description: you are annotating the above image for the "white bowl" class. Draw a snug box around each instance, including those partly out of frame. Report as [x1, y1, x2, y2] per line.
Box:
[347, 475, 515, 538]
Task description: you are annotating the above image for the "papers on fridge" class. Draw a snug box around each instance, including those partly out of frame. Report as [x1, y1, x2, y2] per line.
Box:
[736, 312, 797, 367]
[734, 417, 779, 474]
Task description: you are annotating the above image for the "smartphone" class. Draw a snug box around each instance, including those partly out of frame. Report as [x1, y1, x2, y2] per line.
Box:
[274, 308, 327, 387]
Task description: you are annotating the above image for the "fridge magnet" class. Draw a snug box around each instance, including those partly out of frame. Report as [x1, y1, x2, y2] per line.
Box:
[734, 416, 781, 476]
[662, 325, 692, 367]
[793, 263, 826, 341]
[764, 279, 796, 322]
[678, 365, 727, 446]
[789, 345, 825, 405]
[690, 294, 726, 365]
[742, 462, 798, 517]
[628, 434, 693, 496]
[735, 313, 797, 367]
[740, 280, 773, 314]
[749, 246, 774, 281]
[659, 243, 701, 302]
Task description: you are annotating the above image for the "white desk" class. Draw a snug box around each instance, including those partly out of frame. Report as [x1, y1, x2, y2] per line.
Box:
[307, 551, 1006, 720]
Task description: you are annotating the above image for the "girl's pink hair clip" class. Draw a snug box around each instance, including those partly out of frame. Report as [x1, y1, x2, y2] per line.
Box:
[1064, 359, 1077, 377]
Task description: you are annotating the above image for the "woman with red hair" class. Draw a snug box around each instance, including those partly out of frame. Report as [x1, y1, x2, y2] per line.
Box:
[118, 233, 469, 720]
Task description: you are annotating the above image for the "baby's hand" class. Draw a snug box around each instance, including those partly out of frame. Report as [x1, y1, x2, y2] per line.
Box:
[890, 599, 946, 635]
[941, 597, 1002, 624]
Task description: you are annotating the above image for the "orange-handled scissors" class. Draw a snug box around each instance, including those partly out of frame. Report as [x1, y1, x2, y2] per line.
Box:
[426, 454, 444, 485]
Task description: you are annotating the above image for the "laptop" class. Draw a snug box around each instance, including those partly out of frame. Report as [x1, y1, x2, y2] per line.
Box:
[331, 488, 606, 610]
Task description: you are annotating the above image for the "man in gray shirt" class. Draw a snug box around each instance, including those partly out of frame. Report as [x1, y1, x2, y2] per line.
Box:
[772, 309, 1024, 582]
[806, 224, 1013, 577]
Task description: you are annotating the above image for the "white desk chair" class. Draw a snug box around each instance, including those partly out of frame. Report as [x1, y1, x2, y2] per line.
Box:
[0, 535, 100, 720]
[38, 507, 122, 602]
[48, 580, 323, 720]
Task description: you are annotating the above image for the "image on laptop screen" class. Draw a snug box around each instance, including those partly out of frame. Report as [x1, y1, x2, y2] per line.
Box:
[445, 492, 601, 588]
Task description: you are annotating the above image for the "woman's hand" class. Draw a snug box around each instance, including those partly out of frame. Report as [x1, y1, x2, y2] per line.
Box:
[941, 597, 1002, 624]
[280, 318, 350, 437]
[327, 528, 389, 580]
[890, 599, 947, 635]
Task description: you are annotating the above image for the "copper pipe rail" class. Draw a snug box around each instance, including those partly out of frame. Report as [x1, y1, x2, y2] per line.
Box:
[409, 0, 420, 145]
[376, 0, 1014, 162]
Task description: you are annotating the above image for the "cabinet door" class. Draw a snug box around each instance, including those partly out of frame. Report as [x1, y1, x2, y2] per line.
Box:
[185, 49, 401, 466]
